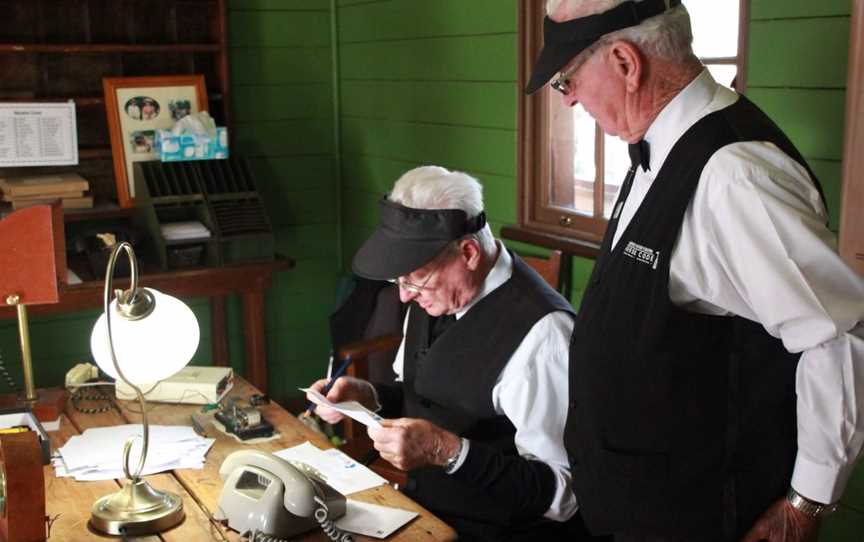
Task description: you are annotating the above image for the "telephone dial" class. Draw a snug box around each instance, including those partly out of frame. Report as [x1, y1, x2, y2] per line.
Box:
[216, 450, 353, 541]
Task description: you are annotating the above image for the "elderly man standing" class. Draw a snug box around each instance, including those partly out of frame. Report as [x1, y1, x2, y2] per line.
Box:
[307, 166, 603, 541]
[526, 1, 864, 541]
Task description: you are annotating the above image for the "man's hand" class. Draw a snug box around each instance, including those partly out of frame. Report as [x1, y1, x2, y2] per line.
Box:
[367, 418, 461, 471]
[740, 497, 820, 542]
[305, 376, 378, 425]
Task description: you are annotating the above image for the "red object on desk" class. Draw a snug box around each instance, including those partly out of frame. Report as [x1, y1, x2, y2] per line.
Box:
[0, 203, 68, 421]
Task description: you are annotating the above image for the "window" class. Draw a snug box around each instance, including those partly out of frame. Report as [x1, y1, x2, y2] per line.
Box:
[516, 0, 748, 248]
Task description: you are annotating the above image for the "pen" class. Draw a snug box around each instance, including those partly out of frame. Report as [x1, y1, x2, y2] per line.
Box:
[306, 353, 353, 416]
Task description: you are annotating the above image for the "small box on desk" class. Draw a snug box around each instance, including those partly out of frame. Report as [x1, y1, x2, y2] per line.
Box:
[155, 127, 229, 162]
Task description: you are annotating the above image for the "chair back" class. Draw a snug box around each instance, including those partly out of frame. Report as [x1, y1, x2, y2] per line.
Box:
[520, 250, 563, 290]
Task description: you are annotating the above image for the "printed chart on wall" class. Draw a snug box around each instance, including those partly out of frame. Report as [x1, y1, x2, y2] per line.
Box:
[0, 103, 78, 167]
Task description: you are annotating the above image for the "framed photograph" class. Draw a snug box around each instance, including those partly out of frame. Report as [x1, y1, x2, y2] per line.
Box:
[103, 75, 208, 208]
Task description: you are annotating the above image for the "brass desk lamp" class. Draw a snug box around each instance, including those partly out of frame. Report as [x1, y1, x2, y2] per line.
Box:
[88, 241, 199, 535]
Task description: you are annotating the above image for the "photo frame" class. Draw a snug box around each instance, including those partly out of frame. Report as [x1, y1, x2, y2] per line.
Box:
[103, 75, 208, 208]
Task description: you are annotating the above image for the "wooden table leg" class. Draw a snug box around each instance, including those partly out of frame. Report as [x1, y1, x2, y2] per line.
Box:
[241, 289, 267, 392]
[210, 295, 229, 367]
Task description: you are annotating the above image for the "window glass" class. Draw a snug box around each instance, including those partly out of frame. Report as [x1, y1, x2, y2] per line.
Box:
[683, 0, 740, 58]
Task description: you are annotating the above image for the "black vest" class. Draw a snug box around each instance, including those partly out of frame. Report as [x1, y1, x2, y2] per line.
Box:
[566, 96, 824, 539]
[402, 252, 574, 529]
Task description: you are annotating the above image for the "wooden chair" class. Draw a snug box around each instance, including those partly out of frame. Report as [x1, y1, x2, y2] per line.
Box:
[337, 249, 566, 485]
[520, 250, 564, 291]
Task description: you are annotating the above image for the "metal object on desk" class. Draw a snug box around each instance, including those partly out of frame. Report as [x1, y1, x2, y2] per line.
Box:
[88, 242, 199, 536]
[215, 398, 274, 440]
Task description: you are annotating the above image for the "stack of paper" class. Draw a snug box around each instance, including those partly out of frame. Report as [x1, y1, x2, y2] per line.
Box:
[53, 425, 214, 481]
[161, 220, 211, 241]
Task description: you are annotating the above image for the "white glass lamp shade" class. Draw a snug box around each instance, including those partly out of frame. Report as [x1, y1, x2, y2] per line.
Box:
[90, 288, 200, 385]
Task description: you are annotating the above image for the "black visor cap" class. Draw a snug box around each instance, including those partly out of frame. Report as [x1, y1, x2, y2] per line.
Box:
[525, 0, 673, 95]
[352, 197, 486, 280]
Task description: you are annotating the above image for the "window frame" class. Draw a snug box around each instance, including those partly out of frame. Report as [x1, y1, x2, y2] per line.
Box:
[513, 0, 750, 252]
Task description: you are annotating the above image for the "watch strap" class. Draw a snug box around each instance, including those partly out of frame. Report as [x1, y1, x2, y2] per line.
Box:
[787, 487, 838, 518]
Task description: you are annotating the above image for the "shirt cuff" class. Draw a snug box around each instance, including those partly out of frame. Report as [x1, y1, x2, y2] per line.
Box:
[791, 453, 857, 504]
[444, 438, 471, 474]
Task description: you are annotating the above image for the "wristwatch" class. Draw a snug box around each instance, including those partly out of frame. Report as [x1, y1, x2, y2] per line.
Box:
[443, 438, 465, 474]
[786, 487, 838, 518]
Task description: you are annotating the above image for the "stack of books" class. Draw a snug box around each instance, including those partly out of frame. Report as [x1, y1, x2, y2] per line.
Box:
[0, 173, 93, 210]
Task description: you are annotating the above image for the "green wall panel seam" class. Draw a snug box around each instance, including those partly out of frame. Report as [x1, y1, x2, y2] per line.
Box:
[750, 14, 850, 22]
[340, 114, 516, 132]
[230, 9, 329, 13]
[340, 77, 517, 84]
[748, 85, 846, 91]
[340, 152, 515, 180]
[338, 32, 516, 45]
[230, 45, 332, 51]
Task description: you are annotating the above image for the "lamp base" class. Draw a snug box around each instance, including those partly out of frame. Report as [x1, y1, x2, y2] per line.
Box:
[90, 477, 184, 535]
[0, 387, 67, 423]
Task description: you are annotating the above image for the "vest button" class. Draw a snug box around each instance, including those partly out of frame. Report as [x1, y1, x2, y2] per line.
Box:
[419, 398, 432, 408]
[569, 455, 579, 467]
[569, 400, 577, 410]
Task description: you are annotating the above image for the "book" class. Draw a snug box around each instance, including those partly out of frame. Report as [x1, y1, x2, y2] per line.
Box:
[2, 190, 84, 203]
[0, 173, 89, 198]
[11, 196, 93, 210]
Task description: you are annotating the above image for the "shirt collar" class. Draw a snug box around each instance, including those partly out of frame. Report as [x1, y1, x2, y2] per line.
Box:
[643, 69, 727, 175]
[455, 241, 512, 319]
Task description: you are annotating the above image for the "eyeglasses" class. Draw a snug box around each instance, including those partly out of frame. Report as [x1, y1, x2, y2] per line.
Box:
[550, 40, 606, 95]
[392, 246, 454, 294]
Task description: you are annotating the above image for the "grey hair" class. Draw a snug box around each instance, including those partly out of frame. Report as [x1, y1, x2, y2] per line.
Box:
[388, 166, 496, 257]
[546, 0, 698, 65]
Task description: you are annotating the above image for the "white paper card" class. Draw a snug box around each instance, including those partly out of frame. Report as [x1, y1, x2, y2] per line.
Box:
[300, 387, 383, 428]
[274, 441, 387, 495]
[0, 102, 78, 166]
[335, 500, 418, 539]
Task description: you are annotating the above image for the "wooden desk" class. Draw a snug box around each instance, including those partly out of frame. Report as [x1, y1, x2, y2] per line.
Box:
[0, 259, 293, 392]
[48, 376, 456, 541]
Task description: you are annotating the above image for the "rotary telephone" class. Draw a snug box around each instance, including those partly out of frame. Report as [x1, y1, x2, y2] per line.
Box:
[216, 450, 353, 541]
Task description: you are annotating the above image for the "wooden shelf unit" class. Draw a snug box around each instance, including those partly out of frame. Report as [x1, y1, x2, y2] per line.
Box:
[0, 0, 230, 208]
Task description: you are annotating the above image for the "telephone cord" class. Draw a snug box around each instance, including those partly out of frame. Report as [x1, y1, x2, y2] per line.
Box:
[313, 496, 353, 542]
[242, 497, 353, 542]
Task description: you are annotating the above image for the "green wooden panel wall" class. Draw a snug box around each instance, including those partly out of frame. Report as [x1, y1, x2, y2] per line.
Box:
[747, 3, 850, 231]
[228, 0, 338, 405]
[336, 0, 520, 265]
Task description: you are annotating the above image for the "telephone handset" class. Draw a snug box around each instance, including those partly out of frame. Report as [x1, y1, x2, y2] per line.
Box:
[216, 449, 352, 541]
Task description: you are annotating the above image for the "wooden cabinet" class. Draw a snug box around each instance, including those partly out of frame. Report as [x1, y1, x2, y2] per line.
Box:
[0, 0, 230, 208]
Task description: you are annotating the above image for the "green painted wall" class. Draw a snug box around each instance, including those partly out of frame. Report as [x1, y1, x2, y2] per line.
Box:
[228, 0, 338, 405]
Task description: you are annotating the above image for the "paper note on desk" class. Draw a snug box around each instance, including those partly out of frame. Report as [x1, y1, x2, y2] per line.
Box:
[275, 441, 387, 495]
[336, 500, 418, 539]
[299, 387, 383, 428]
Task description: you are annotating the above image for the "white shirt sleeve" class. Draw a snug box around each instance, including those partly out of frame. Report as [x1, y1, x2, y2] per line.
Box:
[491, 310, 579, 521]
[670, 141, 864, 504]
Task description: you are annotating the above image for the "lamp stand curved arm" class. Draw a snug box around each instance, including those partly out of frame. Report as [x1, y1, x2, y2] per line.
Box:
[102, 242, 151, 481]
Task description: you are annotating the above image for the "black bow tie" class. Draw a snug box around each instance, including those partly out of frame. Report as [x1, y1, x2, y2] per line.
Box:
[628, 139, 651, 172]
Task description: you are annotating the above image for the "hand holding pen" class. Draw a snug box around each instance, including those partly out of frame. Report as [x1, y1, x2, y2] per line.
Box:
[305, 353, 353, 416]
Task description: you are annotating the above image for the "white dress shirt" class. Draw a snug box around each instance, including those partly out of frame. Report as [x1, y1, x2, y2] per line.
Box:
[392, 244, 579, 522]
[612, 69, 864, 504]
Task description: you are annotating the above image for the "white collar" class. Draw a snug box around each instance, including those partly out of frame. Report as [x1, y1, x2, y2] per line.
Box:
[643, 69, 736, 175]
[455, 241, 512, 320]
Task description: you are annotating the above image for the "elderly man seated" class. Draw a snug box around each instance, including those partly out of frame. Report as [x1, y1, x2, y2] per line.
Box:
[307, 166, 604, 541]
